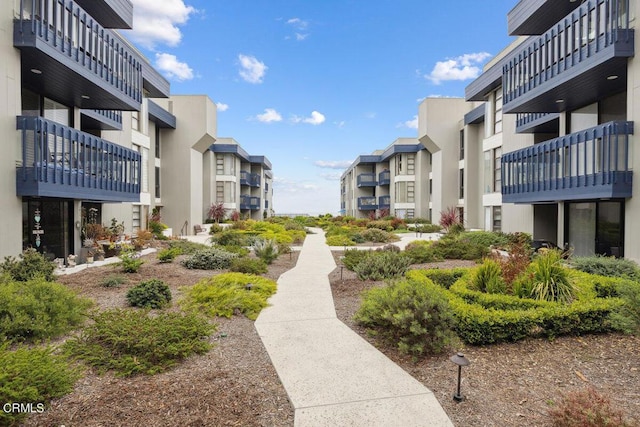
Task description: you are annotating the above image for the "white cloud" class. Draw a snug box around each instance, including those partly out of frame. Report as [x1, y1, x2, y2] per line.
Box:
[273, 177, 318, 193]
[287, 17, 308, 30]
[364, 112, 377, 119]
[397, 115, 418, 129]
[314, 160, 353, 169]
[154, 53, 194, 81]
[416, 97, 425, 103]
[254, 108, 282, 123]
[295, 33, 309, 41]
[319, 173, 342, 181]
[216, 102, 229, 112]
[238, 54, 268, 84]
[291, 111, 326, 125]
[426, 52, 491, 85]
[128, 0, 196, 49]
[334, 120, 346, 128]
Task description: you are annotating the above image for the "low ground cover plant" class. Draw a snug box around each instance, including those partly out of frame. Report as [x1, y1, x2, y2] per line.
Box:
[180, 273, 277, 320]
[181, 247, 238, 270]
[126, 279, 172, 309]
[352, 250, 411, 281]
[99, 274, 126, 288]
[120, 250, 144, 273]
[570, 255, 640, 281]
[548, 387, 633, 427]
[157, 247, 181, 263]
[355, 277, 456, 356]
[0, 277, 92, 343]
[230, 257, 268, 275]
[0, 344, 81, 426]
[0, 248, 56, 282]
[64, 309, 214, 376]
[167, 240, 208, 255]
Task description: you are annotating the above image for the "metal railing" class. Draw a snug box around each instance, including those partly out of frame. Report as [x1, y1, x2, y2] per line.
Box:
[357, 196, 377, 210]
[357, 173, 377, 187]
[502, 121, 633, 199]
[378, 170, 391, 185]
[17, 0, 142, 105]
[240, 170, 261, 187]
[503, 0, 631, 107]
[378, 195, 391, 207]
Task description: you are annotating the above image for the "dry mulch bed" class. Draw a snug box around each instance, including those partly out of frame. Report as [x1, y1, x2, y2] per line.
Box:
[329, 252, 640, 427]
[22, 249, 298, 427]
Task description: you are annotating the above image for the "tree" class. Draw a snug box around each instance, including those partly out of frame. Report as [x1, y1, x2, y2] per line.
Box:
[208, 203, 226, 223]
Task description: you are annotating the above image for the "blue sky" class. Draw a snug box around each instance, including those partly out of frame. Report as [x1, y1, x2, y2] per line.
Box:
[123, 0, 516, 215]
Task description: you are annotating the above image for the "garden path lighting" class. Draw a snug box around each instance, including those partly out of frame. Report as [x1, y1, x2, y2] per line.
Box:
[450, 352, 470, 402]
[339, 256, 345, 281]
[245, 283, 253, 291]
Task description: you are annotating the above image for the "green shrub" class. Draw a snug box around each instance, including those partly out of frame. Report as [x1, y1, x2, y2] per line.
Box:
[571, 255, 640, 281]
[180, 273, 277, 320]
[208, 223, 224, 234]
[182, 247, 238, 270]
[529, 250, 575, 303]
[119, 250, 144, 273]
[472, 259, 506, 294]
[326, 235, 355, 246]
[99, 275, 126, 288]
[366, 220, 393, 231]
[253, 239, 279, 265]
[219, 245, 250, 257]
[610, 279, 640, 334]
[355, 278, 456, 356]
[0, 278, 92, 343]
[431, 238, 489, 260]
[458, 231, 510, 248]
[65, 309, 213, 376]
[548, 387, 633, 427]
[148, 220, 168, 238]
[360, 228, 398, 243]
[0, 344, 81, 426]
[404, 240, 439, 264]
[168, 240, 208, 255]
[126, 279, 172, 309]
[230, 257, 268, 275]
[414, 223, 442, 233]
[342, 249, 371, 271]
[213, 230, 248, 246]
[353, 251, 411, 281]
[157, 247, 181, 263]
[0, 248, 56, 282]
[418, 268, 468, 289]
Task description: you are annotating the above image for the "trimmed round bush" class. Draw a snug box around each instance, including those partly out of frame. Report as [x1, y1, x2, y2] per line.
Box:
[182, 247, 238, 270]
[326, 235, 355, 246]
[126, 279, 172, 309]
[355, 278, 456, 356]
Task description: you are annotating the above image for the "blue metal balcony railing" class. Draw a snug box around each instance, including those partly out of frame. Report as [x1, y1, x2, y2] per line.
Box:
[502, 121, 633, 203]
[378, 170, 391, 185]
[240, 195, 260, 210]
[16, 0, 143, 108]
[357, 173, 377, 187]
[94, 109, 122, 125]
[16, 116, 141, 202]
[378, 195, 391, 208]
[357, 196, 378, 211]
[240, 171, 261, 187]
[503, 0, 632, 112]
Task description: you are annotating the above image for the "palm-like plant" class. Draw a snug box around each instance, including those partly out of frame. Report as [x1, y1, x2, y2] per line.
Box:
[529, 250, 575, 303]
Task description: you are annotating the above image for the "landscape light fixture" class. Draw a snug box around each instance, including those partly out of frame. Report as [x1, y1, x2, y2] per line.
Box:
[245, 283, 253, 291]
[339, 256, 345, 281]
[450, 352, 470, 402]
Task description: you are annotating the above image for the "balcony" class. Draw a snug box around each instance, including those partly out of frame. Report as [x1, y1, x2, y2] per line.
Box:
[378, 195, 391, 209]
[508, 0, 582, 36]
[357, 173, 377, 187]
[357, 197, 378, 211]
[80, 109, 122, 130]
[502, 121, 633, 203]
[378, 170, 391, 186]
[515, 112, 560, 134]
[16, 116, 141, 202]
[240, 195, 260, 210]
[15, 0, 143, 111]
[240, 171, 261, 187]
[503, 0, 633, 114]
[74, 0, 133, 29]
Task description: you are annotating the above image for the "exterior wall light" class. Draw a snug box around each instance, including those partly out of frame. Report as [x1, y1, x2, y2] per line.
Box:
[450, 352, 471, 402]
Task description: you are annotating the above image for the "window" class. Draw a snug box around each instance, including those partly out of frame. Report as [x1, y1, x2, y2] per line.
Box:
[492, 206, 502, 232]
[458, 207, 464, 225]
[132, 205, 141, 233]
[459, 130, 465, 160]
[407, 182, 415, 203]
[155, 127, 160, 159]
[395, 181, 415, 203]
[141, 147, 149, 193]
[43, 97, 70, 126]
[494, 148, 502, 192]
[459, 169, 464, 199]
[407, 154, 415, 175]
[155, 166, 160, 199]
[216, 182, 224, 203]
[494, 89, 503, 134]
[131, 111, 140, 132]
[395, 155, 403, 175]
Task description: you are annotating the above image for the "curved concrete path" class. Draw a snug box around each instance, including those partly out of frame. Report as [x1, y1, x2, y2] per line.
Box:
[255, 228, 453, 427]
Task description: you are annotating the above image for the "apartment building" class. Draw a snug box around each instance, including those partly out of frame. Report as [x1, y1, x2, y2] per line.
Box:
[340, 138, 430, 219]
[2, 0, 174, 261]
[1, 1, 274, 261]
[467, 0, 637, 261]
[206, 137, 273, 221]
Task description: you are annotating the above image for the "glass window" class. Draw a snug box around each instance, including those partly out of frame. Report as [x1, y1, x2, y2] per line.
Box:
[459, 169, 464, 199]
[484, 150, 493, 194]
[459, 130, 465, 160]
[155, 166, 160, 199]
[131, 111, 139, 131]
[494, 148, 502, 192]
[492, 206, 502, 232]
[155, 127, 160, 159]
[43, 97, 70, 126]
[132, 205, 141, 232]
[494, 89, 503, 135]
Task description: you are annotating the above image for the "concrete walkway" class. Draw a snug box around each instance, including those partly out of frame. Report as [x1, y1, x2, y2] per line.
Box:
[255, 228, 453, 427]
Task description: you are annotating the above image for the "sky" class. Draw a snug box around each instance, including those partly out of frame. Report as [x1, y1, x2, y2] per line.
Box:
[122, 0, 517, 215]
